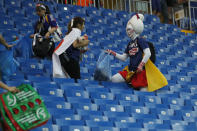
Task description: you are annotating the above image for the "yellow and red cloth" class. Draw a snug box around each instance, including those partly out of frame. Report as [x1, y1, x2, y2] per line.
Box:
[119, 59, 168, 92]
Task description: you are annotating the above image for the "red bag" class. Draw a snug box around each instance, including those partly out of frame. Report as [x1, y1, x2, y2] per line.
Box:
[131, 70, 148, 89]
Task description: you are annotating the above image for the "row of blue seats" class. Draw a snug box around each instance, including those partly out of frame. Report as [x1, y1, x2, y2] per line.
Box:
[4, 78, 197, 98]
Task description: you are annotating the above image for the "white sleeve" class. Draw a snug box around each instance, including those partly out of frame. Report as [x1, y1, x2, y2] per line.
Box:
[142, 48, 151, 63]
[115, 53, 129, 61]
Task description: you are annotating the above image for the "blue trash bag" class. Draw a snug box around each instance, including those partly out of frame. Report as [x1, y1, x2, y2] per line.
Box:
[14, 32, 33, 59]
[94, 51, 112, 81]
[0, 48, 19, 82]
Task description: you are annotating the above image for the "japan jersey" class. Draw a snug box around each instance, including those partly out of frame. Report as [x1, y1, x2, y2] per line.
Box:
[125, 37, 149, 71]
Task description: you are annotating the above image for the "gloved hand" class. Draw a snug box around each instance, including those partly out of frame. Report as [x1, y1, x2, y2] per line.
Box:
[137, 62, 145, 72]
[106, 49, 116, 56]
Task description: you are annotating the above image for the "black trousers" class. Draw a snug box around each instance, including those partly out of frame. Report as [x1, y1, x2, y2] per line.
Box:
[59, 53, 80, 80]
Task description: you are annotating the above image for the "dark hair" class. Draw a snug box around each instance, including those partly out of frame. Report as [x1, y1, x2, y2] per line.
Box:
[67, 17, 85, 34]
[44, 4, 51, 14]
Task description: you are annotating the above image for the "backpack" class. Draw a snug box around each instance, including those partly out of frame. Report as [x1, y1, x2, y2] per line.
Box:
[32, 34, 54, 58]
[147, 42, 156, 63]
[138, 38, 156, 63]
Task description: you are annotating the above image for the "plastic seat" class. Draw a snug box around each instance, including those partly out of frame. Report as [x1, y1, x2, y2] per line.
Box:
[26, 75, 51, 82]
[30, 124, 59, 131]
[60, 83, 84, 91]
[162, 97, 184, 107]
[110, 88, 133, 95]
[7, 7, 25, 17]
[85, 120, 113, 127]
[55, 119, 85, 126]
[64, 90, 89, 99]
[72, 103, 98, 111]
[33, 82, 58, 89]
[45, 101, 71, 109]
[180, 110, 197, 122]
[48, 108, 75, 116]
[86, 7, 101, 16]
[143, 123, 171, 130]
[93, 99, 119, 105]
[2, 30, 18, 42]
[41, 96, 65, 103]
[85, 85, 109, 93]
[66, 97, 91, 104]
[38, 88, 64, 97]
[101, 81, 129, 89]
[5, 0, 21, 8]
[53, 78, 75, 84]
[139, 96, 162, 104]
[90, 92, 114, 100]
[77, 109, 103, 116]
[82, 115, 109, 122]
[21, 0, 35, 9]
[99, 105, 124, 112]
[77, 79, 99, 86]
[103, 111, 130, 117]
[8, 73, 25, 81]
[115, 122, 142, 128]
[125, 106, 149, 114]
[109, 116, 136, 123]
[53, 114, 81, 122]
[5, 80, 31, 87]
[91, 127, 119, 131]
[61, 126, 90, 131]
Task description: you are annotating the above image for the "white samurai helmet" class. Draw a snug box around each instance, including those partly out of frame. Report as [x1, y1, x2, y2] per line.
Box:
[126, 13, 144, 40]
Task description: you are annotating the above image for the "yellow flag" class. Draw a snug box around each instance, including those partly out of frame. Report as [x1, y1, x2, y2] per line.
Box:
[145, 59, 168, 92]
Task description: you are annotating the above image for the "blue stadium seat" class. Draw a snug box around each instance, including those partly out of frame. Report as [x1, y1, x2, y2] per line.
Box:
[99, 105, 124, 112]
[115, 122, 143, 128]
[31, 124, 59, 131]
[103, 111, 130, 117]
[53, 78, 75, 84]
[66, 97, 91, 104]
[72, 103, 98, 111]
[4, 0, 21, 8]
[77, 109, 103, 116]
[60, 83, 84, 90]
[85, 120, 113, 127]
[33, 82, 59, 89]
[91, 127, 119, 131]
[144, 123, 171, 130]
[109, 116, 136, 123]
[38, 88, 64, 97]
[48, 108, 75, 116]
[21, 0, 35, 9]
[5, 80, 31, 87]
[82, 115, 109, 122]
[110, 88, 133, 95]
[41, 96, 65, 103]
[45, 101, 71, 109]
[64, 90, 89, 98]
[90, 92, 114, 100]
[26, 75, 51, 82]
[125, 106, 149, 114]
[93, 99, 119, 105]
[55, 119, 85, 126]
[61, 126, 90, 131]
[85, 85, 109, 92]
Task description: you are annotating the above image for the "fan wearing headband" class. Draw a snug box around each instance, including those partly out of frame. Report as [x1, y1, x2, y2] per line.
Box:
[30, 3, 58, 39]
[52, 17, 89, 81]
[106, 13, 151, 91]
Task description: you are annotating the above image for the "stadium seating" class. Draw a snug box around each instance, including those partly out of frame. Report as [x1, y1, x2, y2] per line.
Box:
[1, 0, 197, 130]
